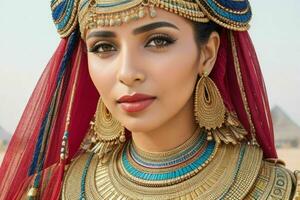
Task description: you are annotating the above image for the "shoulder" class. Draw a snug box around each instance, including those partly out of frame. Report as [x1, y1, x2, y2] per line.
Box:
[62, 152, 95, 200]
[246, 159, 299, 200]
[62, 144, 300, 200]
[229, 143, 299, 199]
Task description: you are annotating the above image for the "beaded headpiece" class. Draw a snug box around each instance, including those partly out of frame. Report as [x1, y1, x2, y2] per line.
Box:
[51, 0, 252, 38]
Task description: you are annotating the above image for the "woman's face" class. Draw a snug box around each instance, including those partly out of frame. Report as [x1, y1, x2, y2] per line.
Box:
[85, 8, 217, 133]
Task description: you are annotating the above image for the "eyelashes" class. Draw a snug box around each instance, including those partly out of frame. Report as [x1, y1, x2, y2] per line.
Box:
[88, 33, 177, 55]
[144, 33, 177, 48]
[88, 42, 117, 54]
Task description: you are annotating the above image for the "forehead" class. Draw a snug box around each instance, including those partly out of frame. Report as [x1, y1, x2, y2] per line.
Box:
[85, 8, 193, 38]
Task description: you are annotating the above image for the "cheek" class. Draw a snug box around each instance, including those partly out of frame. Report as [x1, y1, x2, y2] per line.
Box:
[147, 41, 199, 98]
[87, 54, 115, 97]
[136, 41, 199, 127]
[156, 57, 197, 115]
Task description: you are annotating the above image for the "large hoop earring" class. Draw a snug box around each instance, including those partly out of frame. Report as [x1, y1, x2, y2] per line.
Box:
[87, 97, 126, 163]
[194, 72, 247, 145]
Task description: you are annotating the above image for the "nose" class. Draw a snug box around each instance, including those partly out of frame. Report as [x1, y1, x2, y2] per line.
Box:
[117, 49, 145, 87]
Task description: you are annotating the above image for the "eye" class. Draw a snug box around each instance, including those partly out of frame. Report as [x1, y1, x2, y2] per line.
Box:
[88, 42, 117, 54]
[145, 34, 177, 49]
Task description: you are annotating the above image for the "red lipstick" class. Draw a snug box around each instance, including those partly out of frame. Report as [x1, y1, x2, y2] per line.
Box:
[117, 93, 156, 113]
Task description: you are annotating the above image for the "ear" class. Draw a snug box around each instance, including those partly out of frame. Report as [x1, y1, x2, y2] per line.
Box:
[197, 32, 220, 75]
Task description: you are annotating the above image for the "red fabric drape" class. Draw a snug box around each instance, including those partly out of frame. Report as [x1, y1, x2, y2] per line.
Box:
[0, 30, 277, 200]
[0, 39, 98, 200]
[211, 30, 277, 158]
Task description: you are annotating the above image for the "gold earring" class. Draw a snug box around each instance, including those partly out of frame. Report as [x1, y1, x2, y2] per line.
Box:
[87, 97, 126, 163]
[194, 72, 247, 145]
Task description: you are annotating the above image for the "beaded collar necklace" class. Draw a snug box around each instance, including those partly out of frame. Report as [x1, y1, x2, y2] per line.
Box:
[117, 126, 219, 187]
[78, 126, 220, 199]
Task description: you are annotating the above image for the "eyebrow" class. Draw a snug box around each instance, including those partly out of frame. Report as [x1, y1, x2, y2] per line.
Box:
[87, 31, 116, 39]
[86, 21, 179, 40]
[132, 21, 179, 34]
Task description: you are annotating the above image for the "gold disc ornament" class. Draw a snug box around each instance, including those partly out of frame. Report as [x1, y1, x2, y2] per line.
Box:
[194, 72, 248, 144]
[94, 98, 125, 142]
[194, 72, 226, 130]
[87, 97, 126, 162]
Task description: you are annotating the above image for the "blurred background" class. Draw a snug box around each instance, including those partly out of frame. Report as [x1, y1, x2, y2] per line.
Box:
[0, 1, 299, 170]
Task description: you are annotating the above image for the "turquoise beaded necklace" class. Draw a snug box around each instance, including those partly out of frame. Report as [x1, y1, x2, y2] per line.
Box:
[79, 129, 219, 198]
[129, 131, 206, 168]
[119, 129, 219, 187]
[80, 153, 94, 200]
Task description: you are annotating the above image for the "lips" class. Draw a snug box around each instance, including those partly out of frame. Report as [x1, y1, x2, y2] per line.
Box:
[117, 93, 156, 103]
[117, 93, 156, 113]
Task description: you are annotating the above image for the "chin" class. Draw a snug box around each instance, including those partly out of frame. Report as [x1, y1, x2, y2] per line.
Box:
[121, 116, 162, 133]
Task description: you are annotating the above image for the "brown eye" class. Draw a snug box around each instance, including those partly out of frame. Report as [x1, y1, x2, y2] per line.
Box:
[88, 43, 117, 53]
[152, 38, 166, 46]
[145, 34, 177, 49]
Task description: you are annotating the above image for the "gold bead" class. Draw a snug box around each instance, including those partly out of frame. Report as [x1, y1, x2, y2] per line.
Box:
[149, 5, 157, 17]
[115, 18, 122, 26]
[60, 153, 65, 160]
[104, 19, 109, 26]
[124, 15, 129, 23]
[27, 187, 38, 197]
[207, 131, 213, 141]
[110, 19, 115, 26]
[119, 134, 126, 143]
[98, 19, 104, 26]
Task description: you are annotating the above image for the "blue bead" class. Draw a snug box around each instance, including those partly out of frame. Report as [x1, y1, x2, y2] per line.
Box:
[217, 0, 248, 10]
[54, 0, 76, 30]
[205, 0, 251, 23]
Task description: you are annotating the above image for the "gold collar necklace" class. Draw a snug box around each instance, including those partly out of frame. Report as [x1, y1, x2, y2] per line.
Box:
[118, 126, 219, 187]
[62, 130, 263, 199]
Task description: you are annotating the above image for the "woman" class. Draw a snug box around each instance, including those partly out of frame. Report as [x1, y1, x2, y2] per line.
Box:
[0, 0, 299, 199]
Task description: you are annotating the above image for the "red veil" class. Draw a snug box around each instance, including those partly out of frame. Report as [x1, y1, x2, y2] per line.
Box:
[0, 28, 277, 199]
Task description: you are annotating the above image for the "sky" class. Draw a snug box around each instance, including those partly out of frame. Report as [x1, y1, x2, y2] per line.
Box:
[0, 0, 299, 133]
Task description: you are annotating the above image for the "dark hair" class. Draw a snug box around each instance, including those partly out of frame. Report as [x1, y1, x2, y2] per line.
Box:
[192, 21, 222, 47]
[191, 21, 221, 82]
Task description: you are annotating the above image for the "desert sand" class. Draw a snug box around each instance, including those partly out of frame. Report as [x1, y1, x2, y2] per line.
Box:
[277, 148, 300, 171]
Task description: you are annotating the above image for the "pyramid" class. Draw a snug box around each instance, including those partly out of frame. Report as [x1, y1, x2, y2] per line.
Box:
[271, 106, 300, 148]
[0, 126, 11, 142]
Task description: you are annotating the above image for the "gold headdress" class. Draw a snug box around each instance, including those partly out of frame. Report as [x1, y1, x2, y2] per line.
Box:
[51, 0, 252, 38]
[78, 0, 209, 38]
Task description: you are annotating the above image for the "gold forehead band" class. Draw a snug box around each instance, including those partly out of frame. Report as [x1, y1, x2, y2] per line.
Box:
[78, 0, 209, 38]
[52, 0, 252, 38]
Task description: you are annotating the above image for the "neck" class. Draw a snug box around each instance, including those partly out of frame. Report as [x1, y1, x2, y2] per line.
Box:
[130, 97, 197, 152]
[130, 126, 202, 159]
